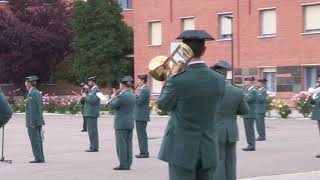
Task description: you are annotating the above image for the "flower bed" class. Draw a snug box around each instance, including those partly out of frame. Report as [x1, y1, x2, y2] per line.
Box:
[291, 92, 313, 118]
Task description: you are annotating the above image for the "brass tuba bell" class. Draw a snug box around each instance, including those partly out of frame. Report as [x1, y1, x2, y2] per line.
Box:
[148, 43, 194, 81]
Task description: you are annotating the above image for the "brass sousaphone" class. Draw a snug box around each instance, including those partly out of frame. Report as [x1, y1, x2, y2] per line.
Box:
[148, 43, 194, 81]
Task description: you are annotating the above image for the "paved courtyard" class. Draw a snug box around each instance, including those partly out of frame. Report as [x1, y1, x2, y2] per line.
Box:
[1, 114, 320, 180]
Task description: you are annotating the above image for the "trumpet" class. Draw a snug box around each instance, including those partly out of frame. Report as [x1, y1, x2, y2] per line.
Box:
[148, 43, 194, 81]
[106, 88, 125, 105]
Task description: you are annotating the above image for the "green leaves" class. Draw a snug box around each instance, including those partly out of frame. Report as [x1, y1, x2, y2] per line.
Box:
[60, 0, 133, 86]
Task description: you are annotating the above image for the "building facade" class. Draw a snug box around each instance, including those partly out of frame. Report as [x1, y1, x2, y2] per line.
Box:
[120, 0, 320, 98]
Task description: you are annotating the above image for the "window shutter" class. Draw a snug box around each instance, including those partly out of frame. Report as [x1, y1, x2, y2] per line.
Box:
[220, 15, 232, 35]
[261, 9, 277, 35]
[150, 22, 162, 45]
[305, 5, 320, 31]
[183, 18, 195, 31]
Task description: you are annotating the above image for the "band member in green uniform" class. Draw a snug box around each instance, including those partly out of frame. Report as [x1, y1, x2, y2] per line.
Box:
[256, 78, 268, 141]
[25, 75, 45, 163]
[80, 82, 90, 132]
[109, 76, 136, 170]
[0, 87, 13, 128]
[82, 76, 101, 152]
[135, 75, 151, 158]
[310, 81, 320, 158]
[242, 77, 257, 151]
[157, 30, 225, 180]
[211, 61, 249, 180]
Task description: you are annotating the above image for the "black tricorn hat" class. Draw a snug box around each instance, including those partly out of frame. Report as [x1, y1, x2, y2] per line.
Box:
[258, 78, 268, 83]
[25, 75, 39, 82]
[244, 76, 255, 82]
[138, 75, 148, 80]
[120, 76, 134, 83]
[176, 30, 214, 41]
[88, 76, 97, 81]
[211, 60, 232, 71]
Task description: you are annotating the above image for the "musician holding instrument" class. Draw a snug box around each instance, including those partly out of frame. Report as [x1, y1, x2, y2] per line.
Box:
[0, 87, 13, 128]
[156, 30, 225, 180]
[255, 78, 268, 141]
[82, 76, 101, 152]
[242, 77, 258, 151]
[134, 74, 151, 159]
[80, 82, 90, 132]
[211, 61, 249, 180]
[25, 75, 45, 163]
[310, 80, 320, 158]
[0, 86, 13, 164]
[108, 76, 136, 170]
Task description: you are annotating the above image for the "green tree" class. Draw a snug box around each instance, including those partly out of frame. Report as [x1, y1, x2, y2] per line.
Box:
[61, 0, 133, 87]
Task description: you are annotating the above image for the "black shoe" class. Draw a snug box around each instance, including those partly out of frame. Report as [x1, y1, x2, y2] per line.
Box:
[29, 160, 45, 163]
[242, 147, 256, 151]
[316, 154, 320, 158]
[81, 129, 87, 132]
[113, 166, 130, 170]
[256, 137, 266, 141]
[135, 153, 149, 158]
[85, 149, 98, 152]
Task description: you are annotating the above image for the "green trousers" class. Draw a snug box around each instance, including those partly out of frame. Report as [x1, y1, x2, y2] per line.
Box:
[27, 127, 44, 161]
[256, 114, 266, 139]
[243, 118, 256, 148]
[217, 142, 236, 180]
[318, 120, 320, 135]
[169, 161, 216, 180]
[86, 117, 99, 150]
[82, 116, 87, 131]
[115, 130, 133, 168]
[135, 121, 149, 154]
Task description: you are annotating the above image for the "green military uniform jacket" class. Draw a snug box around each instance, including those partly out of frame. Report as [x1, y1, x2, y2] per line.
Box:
[311, 92, 320, 121]
[26, 88, 45, 127]
[134, 85, 151, 122]
[216, 83, 249, 143]
[157, 62, 226, 170]
[256, 87, 267, 115]
[109, 89, 136, 130]
[243, 86, 257, 119]
[83, 86, 101, 118]
[0, 88, 13, 127]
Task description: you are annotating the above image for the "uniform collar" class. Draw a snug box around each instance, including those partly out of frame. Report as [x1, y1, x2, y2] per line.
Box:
[248, 86, 255, 91]
[92, 85, 97, 90]
[140, 84, 147, 90]
[28, 87, 34, 94]
[188, 60, 205, 66]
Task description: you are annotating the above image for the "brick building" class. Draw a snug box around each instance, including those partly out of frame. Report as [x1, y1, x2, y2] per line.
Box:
[119, 0, 320, 98]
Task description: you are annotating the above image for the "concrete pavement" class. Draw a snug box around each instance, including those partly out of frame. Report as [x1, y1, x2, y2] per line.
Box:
[1, 114, 320, 180]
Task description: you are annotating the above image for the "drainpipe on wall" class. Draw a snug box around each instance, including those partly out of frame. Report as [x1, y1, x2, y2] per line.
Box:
[236, 0, 240, 67]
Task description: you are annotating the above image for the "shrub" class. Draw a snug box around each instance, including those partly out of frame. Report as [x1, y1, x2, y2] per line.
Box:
[291, 92, 313, 118]
[276, 101, 292, 118]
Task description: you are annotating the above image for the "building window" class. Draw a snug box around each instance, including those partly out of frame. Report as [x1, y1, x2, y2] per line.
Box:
[149, 21, 162, 46]
[260, 9, 277, 36]
[219, 14, 233, 40]
[181, 17, 195, 31]
[304, 4, 320, 33]
[117, 0, 132, 9]
[304, 66, 319, 90]
[261, 67, 277, 93]
[152, 78, 163, 95]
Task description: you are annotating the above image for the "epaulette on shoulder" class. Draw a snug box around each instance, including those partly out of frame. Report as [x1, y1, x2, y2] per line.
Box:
[170, 70, 186, 78]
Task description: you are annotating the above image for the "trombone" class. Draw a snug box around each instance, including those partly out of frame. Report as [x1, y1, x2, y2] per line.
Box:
[148, 43, 194, 81]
